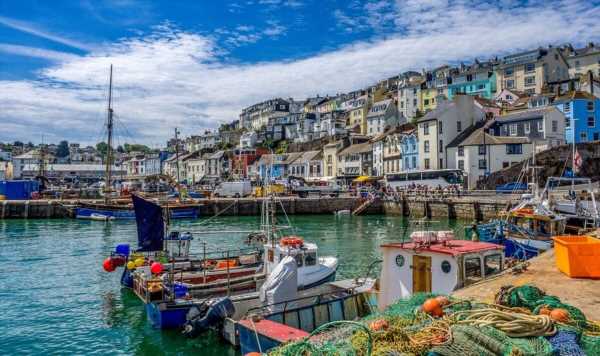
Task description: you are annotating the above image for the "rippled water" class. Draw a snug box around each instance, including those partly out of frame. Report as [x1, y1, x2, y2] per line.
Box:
[0, 215, 466, 355]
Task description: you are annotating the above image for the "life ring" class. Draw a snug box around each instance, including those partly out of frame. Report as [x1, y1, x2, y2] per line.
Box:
[280, 236, 304, 247]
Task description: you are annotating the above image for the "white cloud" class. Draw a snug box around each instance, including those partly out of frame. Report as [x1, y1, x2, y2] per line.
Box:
[1, 1, 600, 145]
[0, 43, 80, 61]
[0, 15, 94, 51]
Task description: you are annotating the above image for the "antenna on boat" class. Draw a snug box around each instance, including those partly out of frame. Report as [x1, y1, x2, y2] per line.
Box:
[104, 64, 114, 203]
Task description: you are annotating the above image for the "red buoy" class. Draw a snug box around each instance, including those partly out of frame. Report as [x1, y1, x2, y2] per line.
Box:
[150, 262, 164, 274]
[103, 258, 116, 272]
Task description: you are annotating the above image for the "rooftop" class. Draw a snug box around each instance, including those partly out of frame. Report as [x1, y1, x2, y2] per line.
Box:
[380, 239, 503, 257]
[338, 142, 373, 156]
[496, 107, 556, 122]
[554, 90, 597, 103]
[459, 128, 530, 146]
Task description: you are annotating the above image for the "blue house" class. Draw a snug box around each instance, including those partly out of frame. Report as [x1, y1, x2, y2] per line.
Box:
[554, 91, 600, 143]
[257, 152, 302, 180]
[401, 132, 419, 171]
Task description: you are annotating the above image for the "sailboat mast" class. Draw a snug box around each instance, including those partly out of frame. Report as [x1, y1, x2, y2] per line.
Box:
[104, 65, 114, 202]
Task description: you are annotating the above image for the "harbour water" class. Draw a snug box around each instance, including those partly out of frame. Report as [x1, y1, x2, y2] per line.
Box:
[0, 215, 466, 355]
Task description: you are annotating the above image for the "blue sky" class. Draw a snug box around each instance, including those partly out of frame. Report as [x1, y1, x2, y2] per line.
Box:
[1, 0, 599, 146]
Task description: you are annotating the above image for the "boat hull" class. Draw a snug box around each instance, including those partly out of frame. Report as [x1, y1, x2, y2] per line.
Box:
[75, 206, 199, 220]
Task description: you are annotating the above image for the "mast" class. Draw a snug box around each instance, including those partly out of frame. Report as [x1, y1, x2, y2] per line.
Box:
[174, 127, 180, 184]
[104, 65, 114, 202]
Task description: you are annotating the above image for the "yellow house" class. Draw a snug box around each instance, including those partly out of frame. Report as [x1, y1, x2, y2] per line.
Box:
[496, 47, 569, 95]
[420, 87, 439, 113]
[566, 43, 600, 78]
[342, 95, 369, 135]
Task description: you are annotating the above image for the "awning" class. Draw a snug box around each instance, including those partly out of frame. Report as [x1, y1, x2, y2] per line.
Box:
[353, 175, 375, 183]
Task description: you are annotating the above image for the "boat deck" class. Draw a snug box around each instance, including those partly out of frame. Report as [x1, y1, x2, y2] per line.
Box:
[452, 249, 600, 320]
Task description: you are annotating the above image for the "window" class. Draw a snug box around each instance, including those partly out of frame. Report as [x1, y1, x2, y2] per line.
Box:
[400, 101, 404, 108]
[458, 146, 464, 157]
[524, 122, 531, 134]
[484, 254, 503, 276]
[424, 99, 429, 105]
[478, 145, 486, 155]
[294, 253, 303, 267]
[503, 162, 509, 168]
[525, 76, 536, 86]
[506, 79, 515, 89]
[525, 63, 535, 72]
[525, 88, 535, 95]
[423, 122, 429, 135]
[564, 102, 571, 113]
[552, 120, 558, 132]
[304, 252, 316, 266]
[439, 122, 443, 134]
[575, 60, 580, 68]
[587, 101, 595, 111]
[412, 156, 416, 168]
[506, 94, 513, 100]
[478, 84, 485, 90]
[505, 68, 514, 76]
[464, 257, 482, 284]
[458, 160, 464, 170]
[594, 133, 599, 141]
[479, 159, 487, 169]
[537, 120, 544, 132]
[413, 88, 417, 95]
[424, 140, 430, 153]
[506, 143, 523, 154]
[439, 158, 443, 168]
[509, 124, 517, 136]
[424, 158, 430, 169]
[457, 121, 462, 132]
[439, 140, 443, 152]
[413, 98, 417, 106]
[581, 132, 587, 141]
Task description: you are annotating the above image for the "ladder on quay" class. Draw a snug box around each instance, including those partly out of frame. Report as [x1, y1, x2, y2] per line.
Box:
[352, 195, 378, 216]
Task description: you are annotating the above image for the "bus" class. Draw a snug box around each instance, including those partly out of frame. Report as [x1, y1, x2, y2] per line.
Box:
[385, 169, 465, 189]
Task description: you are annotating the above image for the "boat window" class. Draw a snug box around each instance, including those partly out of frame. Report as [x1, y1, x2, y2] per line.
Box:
[295, 253, 304, 267]
[305, 252, 317, 266]
[464, 257, 482, 285]
[441, 260, 451, 273]
[484, 254, 502, 276]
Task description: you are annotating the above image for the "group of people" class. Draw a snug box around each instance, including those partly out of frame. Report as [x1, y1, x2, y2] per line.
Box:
[383, 183, 464, 199]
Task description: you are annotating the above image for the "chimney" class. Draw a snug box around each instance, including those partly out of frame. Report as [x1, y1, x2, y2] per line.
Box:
[590, 70, 595, 95]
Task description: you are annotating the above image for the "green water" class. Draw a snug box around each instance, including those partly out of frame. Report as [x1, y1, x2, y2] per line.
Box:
[0, 215, 466, 355]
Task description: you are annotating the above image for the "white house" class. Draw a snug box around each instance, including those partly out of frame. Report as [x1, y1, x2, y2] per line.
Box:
[12, 150, 55, 179]
[337, 142, 373, 179]
[451, 128, 532, 189]
[366, 99, 401, 137]
[240, 131, 258, 148]
[417, 95, 486, 171]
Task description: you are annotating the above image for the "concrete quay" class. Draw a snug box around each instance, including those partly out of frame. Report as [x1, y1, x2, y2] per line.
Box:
[0, 194, 518, 219]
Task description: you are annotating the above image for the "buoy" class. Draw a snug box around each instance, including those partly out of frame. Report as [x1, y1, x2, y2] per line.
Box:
[103, 258, 116, 272]
[150, 262, 164, 274]
[550, 308, 570, 322]
[245, 353, 262, 356]
[422, 298, 441, 314]
[368, 319, 389, 331]
[134, 257, 145, 267]
[126, 261, 136, 270]
[435, 296, 450, 307]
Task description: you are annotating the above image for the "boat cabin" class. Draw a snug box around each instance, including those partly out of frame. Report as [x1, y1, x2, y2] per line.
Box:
[264, 237, 320, 275]
[378, 231, 505, 310]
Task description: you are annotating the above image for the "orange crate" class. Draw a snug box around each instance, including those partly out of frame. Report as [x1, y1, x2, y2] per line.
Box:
[553, 235, 600, 278]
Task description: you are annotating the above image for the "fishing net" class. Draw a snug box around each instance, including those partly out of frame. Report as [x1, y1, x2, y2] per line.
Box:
[268, 290, 599, 356]
[495, 285, 588, 328]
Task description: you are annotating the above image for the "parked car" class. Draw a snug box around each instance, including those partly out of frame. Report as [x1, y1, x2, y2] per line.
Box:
[292, 183, 341, 198]
[213, 181, 252, 198]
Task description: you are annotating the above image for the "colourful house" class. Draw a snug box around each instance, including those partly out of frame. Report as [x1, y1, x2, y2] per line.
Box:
[554, 91, 600, 143]
[447, 61, 497, 100]
[401, 132, 419, 171]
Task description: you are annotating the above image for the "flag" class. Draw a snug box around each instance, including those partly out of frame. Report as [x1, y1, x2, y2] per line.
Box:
[573, 149, 583, 174]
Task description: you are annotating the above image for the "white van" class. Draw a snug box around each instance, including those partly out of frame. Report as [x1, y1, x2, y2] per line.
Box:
[213, 181, 252, 198]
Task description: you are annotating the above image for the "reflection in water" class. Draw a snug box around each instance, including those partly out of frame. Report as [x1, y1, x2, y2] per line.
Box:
[0, 215, 466, 355]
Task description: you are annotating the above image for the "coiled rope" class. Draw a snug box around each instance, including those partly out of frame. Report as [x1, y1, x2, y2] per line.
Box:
[453, 308, 556, 337]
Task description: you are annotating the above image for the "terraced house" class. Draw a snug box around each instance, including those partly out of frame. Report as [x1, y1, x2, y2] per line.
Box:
[495, 47, 569, 95]
[342, 95, 369, 134]
[565, 42, 600, 78]
[447, 60, 497, 100]
[398, 71, 424, 120]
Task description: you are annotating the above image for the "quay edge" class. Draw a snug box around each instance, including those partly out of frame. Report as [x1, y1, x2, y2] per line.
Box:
[0, 195, 517, 219]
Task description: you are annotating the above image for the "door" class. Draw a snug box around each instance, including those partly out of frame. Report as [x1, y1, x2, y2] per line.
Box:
[412, 255, 432, 293]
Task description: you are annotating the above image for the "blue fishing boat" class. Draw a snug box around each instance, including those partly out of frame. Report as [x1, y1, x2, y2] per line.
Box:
[74, 202, 199, 220]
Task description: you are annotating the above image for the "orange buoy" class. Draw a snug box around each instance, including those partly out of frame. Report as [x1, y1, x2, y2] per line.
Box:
[538, 306, 552, 316]
[103, 258, 116, 272]
[435, 296, 450, 307]
[368, 319, 389, 331]
[422, 298, 441, 314]
[549, 308, 570, 322]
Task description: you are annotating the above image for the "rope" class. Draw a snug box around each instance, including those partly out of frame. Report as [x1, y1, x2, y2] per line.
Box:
[452, 308, 556, 337]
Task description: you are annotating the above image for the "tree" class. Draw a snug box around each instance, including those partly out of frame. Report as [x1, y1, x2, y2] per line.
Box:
[117, 145, 125, 153]
[96, 142, 108, 156]
[56, 140, 70, 158]
[123, 143, 151, 153]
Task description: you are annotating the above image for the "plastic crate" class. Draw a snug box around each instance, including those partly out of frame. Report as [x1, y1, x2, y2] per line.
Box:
[553, 235, 600, 278]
